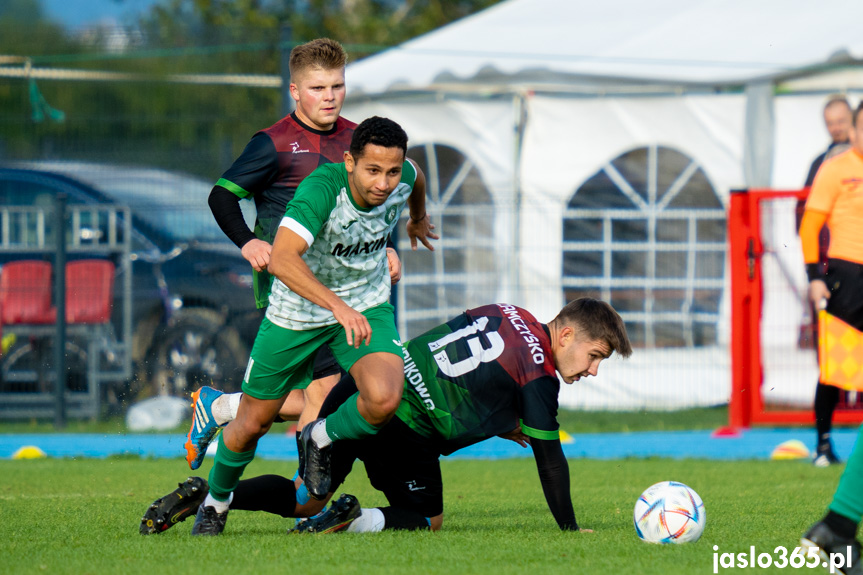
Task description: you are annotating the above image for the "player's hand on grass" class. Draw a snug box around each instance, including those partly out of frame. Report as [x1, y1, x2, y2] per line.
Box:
[498, 426, 530, 448]
[333, 303, 372, 348]
[406, 214, 439, 251]
[242, 238, 273, 272]
[387, 247, 402, 285]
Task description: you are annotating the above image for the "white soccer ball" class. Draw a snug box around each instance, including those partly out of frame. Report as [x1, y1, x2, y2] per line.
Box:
[633, 481, 705, 544]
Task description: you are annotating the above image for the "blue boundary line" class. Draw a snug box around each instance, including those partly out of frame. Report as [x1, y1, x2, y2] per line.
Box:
[1, 428, 858, 461]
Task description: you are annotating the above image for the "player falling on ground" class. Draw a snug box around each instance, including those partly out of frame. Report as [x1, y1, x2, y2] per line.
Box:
[141, 298, 632, 534]
[188, 116, 436, 536]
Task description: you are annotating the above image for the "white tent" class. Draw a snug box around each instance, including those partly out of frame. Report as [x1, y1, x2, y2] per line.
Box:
[347, 0, 863, 92]
[342, 0, 863, 411]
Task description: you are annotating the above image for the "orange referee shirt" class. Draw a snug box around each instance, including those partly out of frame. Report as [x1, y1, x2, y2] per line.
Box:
[802, 148, 863, 266]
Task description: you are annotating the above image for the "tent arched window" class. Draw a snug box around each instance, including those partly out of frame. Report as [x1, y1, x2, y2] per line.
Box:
[395, 143, 496, 339]
[562, 145, 726, 348]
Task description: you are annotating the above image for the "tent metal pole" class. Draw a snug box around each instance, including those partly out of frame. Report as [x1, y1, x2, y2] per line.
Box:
[511, 91, 527, 304]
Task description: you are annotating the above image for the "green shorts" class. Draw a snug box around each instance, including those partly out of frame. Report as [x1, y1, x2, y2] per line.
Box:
[241, 302, 403, 400]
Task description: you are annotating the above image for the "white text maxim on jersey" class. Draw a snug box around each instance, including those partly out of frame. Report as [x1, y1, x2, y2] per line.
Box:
[499, 304, 545, 364]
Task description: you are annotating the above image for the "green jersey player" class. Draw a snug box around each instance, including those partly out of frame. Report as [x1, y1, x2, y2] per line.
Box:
[190, 116, 438, 536]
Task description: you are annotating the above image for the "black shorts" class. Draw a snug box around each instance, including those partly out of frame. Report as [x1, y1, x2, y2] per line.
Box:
[330, 417, 443, 518]
[825, 258, 863, 330]
[311, 344, 341, 380]
[256, 307, 341, 380]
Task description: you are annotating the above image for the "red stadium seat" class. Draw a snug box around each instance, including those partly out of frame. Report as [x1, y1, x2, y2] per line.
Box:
[0, 260, 55, 325]
[66, 260, 115, 324]
[0, 259, 115, 326]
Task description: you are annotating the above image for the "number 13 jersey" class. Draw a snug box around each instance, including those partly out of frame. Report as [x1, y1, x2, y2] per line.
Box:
[396, 304, 562, 455]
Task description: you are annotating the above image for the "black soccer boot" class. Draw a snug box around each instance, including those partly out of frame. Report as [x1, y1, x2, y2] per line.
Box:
[191, 504, 229, 536]
[296, 429, 305, 479]
[299, 419, 332, 500]
[814, 442, 842, 468]
[140, 477, 208, 535]
[801, 520, 862, 575]
[289, 494, 361, 534]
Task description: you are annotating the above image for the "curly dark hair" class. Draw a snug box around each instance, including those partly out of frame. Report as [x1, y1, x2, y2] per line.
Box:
[350, 116, 408, 160]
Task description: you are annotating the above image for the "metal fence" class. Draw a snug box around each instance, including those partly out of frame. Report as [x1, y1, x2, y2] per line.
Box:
[0, 200, 132, 421]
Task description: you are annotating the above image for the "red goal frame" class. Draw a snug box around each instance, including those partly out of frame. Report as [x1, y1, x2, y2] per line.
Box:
[727, 188, 863, 430]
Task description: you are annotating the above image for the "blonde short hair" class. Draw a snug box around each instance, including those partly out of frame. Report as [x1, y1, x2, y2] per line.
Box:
[289, 38, 347, 79]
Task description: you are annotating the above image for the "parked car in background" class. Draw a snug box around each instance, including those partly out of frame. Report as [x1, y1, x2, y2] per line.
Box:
[0, 161, 259, 406]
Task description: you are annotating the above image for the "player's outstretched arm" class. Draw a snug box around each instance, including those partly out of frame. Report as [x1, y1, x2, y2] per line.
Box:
[531, 437, 579, 531]
[405, 165, 439, 251]
[268, 226, 372, 348]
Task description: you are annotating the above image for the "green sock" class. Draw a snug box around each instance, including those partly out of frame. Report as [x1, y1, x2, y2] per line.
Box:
[324, 392, 381, 441]
[829, 424, 863, 524]
[208, 433, 256, 502]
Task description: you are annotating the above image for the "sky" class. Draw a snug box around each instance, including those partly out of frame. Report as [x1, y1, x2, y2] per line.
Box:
[40, 0, 161, 30]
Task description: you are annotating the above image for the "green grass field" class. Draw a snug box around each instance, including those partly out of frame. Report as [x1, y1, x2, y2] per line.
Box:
[0, 455, 844, 574]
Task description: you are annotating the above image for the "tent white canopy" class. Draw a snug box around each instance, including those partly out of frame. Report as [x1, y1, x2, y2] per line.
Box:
[342, 0, 863, 412]
[347, 0, 863, 94]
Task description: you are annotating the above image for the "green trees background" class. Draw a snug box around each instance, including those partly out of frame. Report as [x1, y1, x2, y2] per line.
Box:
[0, 0, 499, 178]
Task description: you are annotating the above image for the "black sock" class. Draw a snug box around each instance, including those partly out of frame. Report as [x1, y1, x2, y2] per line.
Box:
[232, 474, 297, 518]
[380, 506, 430, 531]
[814, 382, 839, 445]
[823, 511, 858, 540]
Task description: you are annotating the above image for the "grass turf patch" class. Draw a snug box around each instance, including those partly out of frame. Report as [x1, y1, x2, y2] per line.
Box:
[0, 456, 843, 574]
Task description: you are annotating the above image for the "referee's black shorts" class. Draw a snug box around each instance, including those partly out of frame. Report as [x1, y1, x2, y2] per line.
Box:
[825, 258, 863, 330]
